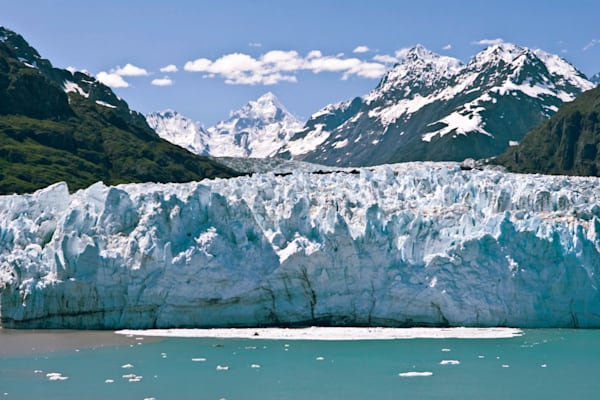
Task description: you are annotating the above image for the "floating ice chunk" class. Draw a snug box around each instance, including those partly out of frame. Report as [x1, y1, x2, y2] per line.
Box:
[34, 370, 43, 374]
[541, 364, 547, 368]
[216, 365, 229, 371]
[441, 348, 451, 352]
[315, 356, 325, 361]
[501, 364, 510, 368]
[478, 355, 485, 359]
[251, 364, 261, 369]
[46, 372, 68, 381]
[105, 379, 114, 383]
[192, 358, 207, 362]
[440, 360, 460, 365]
[399, 371, 433, 377]
[121, 363, 134, 369]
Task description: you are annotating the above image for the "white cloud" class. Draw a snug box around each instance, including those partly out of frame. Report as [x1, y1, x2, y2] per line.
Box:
[353, 45, 370, 53]
[184, 49, 388, 85]
[583, 39, 600, 51]
[184, 58, 213, 72]
[160, 64, 178, 73]
[113, 63, 149, 76]
[96, 71, 129, 88]
[151, 76, 174, 86]
[442, 44, 452, 50]
[248, 42, 262, 47]
[473, 38, 505, 46]
[372, 54, 398, 64]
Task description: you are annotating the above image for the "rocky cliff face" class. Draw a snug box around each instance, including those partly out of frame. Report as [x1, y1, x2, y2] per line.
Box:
[498, 84, 600, 176]
[2, 164, 600, 328]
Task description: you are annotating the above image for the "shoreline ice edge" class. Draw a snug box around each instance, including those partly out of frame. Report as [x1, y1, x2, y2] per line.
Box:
[115, 327, 524, 340]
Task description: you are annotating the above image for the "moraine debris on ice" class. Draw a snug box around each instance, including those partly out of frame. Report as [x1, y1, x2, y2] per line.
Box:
[1, 162, 600, 328]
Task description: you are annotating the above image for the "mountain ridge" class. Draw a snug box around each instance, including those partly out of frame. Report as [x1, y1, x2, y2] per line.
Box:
[280, 42, 594, 166]
[147, 92, 304, 158]
[0, 26, 239, 194]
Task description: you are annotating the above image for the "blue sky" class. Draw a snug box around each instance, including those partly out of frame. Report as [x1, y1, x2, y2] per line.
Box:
[3, 0, 599, 125]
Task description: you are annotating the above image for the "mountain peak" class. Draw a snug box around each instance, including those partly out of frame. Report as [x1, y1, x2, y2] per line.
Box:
[372, 45, 463, 97]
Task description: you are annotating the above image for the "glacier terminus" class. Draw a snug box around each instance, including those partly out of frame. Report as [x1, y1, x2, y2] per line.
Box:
[1, 164, 600, 329]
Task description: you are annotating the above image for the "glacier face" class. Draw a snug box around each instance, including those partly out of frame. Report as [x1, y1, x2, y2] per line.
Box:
[1, 163, 600, 329]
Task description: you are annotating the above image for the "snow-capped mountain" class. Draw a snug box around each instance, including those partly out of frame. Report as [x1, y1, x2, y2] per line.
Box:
[591, 72, 600, 85]
[147, 92, 304, 158]
[146, 110, 210, 155]
[280, 43, 595, 166]
[3, 164, 600, 328]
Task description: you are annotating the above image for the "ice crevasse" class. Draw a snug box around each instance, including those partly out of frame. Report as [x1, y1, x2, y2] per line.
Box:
[1, 162, 600, 328]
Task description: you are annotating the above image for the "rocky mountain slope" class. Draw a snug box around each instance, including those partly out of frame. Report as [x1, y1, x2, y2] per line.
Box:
[497, 84, 600, 176]
[280, 44, 594, 166]
[590, 72, 600, 85]
[147, 92, 304, 158]
[0, 26, 238, 194]
[2, 163, 600, 328]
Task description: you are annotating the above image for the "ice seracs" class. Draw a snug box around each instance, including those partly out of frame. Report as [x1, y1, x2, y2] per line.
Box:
[1, 164, 600, 329]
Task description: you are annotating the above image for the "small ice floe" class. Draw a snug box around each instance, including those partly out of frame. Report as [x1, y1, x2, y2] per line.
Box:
[104, 379, 114, 384]
[216, 365, 229, 371]
[441, 348, 451, 352]
[501, 364, 510, 368]
[121, 363, 134, 369]
[46, 372, 69, 381]
[478, 355, 485, 359]
[250, 364, 261, 369]
[541, 364, 548, 368]
[398, 371, 433, 377]
[161, 352, 168, 359]
[144, 397, 157, 400]
[123, 373, 143, 382]
[34, 370, 43, 374]
[315, 356, 325, 361]
[245, 346, 257, 350]
[440, 360, 460, 365]
[191, 358, 207, 362]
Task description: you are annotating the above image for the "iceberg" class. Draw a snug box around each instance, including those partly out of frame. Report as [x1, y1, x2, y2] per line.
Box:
[1, 163, 600, 328]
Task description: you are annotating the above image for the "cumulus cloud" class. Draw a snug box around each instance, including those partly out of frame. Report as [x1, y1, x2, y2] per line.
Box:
[151, 76, 174, 86]
[473, 38, 505, 46]
[160, 64, 178, 73]
[97, 71, 129, 88]
[113, 63, 149, 76]
[372, 54, 398, 64]
[442, 44, 452, 50]
[184, 49, 388, 85]
[353, 45, 370, 53]
[583, 39, 600, 51]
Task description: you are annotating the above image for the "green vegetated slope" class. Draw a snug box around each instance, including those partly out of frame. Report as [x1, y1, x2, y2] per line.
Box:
[0, 27, 239, 194]
[497, 85, 600, 176]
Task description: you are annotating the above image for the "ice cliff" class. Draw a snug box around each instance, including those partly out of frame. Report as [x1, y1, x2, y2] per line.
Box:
[1, 163, 600, 328]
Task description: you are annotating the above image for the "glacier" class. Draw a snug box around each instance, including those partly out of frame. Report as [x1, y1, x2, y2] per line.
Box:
[1, 163, 600, 329]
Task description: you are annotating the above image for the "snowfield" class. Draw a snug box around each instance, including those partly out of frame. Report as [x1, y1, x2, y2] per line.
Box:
[1, 162, 600, 328]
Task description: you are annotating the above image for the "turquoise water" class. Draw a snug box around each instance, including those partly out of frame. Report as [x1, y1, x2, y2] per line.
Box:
[1, 330, 600, 399]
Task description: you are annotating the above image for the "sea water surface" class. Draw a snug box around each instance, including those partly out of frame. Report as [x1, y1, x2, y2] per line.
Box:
[1, 328, 599, 399]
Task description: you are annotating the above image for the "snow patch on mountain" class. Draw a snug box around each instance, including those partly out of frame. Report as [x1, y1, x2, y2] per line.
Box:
[146, 110, 209, 155]
[2, 164, 600, 329]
